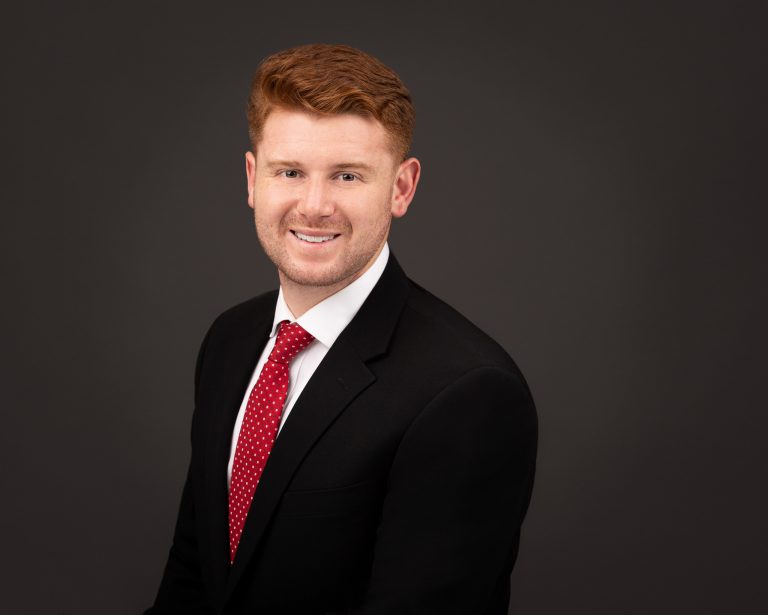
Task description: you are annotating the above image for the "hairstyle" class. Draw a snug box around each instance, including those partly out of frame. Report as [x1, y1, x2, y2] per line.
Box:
[247, 43, 415, 161]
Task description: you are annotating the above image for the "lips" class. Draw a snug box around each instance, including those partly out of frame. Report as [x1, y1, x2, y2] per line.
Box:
[291, 230, 340, 243]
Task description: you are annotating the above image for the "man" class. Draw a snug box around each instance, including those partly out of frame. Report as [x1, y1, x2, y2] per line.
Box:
[147, 43, 537, 615]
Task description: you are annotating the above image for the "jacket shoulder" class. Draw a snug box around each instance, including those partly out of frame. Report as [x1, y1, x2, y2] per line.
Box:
[206, 289, 278, 337]
[400, 279, 531, 392]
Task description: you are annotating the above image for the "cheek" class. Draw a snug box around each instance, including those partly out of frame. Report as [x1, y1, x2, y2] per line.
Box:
[253, 200, 280, 234]
[344, 187, 391, 219]
[254, 188, 290, 219]
[255, 180, 295, 203]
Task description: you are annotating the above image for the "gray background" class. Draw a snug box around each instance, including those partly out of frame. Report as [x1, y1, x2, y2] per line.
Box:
[5, 1, 767, 613]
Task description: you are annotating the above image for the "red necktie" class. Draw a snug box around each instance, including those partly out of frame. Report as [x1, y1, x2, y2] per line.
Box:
[228, 320, 315, 563]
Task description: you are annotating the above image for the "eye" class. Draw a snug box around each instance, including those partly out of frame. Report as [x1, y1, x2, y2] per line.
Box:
[282, 169, 300, 179]
[338, 172, 357, 182]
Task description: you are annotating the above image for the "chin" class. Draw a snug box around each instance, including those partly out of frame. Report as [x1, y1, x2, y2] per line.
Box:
[280, 263, 351, 289]
[263, 239, 380, 291]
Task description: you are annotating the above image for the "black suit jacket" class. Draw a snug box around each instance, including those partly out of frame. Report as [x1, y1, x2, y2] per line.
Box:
[147, 256, 537, 614]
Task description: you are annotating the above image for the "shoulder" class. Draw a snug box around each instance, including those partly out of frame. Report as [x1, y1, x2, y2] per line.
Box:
[369, 275, 535, 413]
[193, 289, 277, 372]
[192, 290, 277, 396]
[402, 279, 526, 376]
[205, 289, 278, 338]
[390, 280, 537, 473]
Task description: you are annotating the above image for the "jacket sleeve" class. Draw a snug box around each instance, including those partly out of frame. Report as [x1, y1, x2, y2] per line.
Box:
[348, 366, 538, 615]
[144, 326, 215, 615]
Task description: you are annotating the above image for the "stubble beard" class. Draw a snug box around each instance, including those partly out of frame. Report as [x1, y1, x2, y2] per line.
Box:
[256, 214, 391, 290]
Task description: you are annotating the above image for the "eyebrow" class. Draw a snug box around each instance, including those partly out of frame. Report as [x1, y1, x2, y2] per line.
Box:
[331, 162, 377, 174]
[264, 160, 377, 175]
[264, 159, 302, 170]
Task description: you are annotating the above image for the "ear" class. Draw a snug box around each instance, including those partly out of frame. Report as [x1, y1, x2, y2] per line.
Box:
[245, 151, 257, 209]
[390, 157, 421, 218]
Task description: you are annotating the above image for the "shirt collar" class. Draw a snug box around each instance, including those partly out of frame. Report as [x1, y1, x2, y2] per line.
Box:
[269, 243, 390, 348]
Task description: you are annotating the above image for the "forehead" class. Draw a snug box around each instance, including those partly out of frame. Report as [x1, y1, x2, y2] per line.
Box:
[258, 108, 394, 165]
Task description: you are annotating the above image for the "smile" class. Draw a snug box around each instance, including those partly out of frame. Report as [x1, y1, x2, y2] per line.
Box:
[291, 230, 340, 243]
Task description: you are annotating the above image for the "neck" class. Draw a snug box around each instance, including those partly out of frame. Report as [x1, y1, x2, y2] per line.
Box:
[279, 245, 385, 318]
[280, 276, 351, 318]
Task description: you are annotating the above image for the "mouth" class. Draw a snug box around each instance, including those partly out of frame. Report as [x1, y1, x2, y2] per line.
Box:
[290, 230, 341, 244]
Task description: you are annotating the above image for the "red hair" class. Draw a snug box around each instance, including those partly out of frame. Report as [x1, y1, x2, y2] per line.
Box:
[247, 44, 415, 161]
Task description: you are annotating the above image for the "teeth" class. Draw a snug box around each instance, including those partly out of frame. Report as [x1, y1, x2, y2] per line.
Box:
[295, 232, 335, 243]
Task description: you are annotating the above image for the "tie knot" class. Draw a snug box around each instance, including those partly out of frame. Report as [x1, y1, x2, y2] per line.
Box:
[268, 321, 315, 364]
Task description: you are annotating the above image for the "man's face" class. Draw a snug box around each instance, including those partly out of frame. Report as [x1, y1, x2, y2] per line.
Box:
[246, 108, 417, 292]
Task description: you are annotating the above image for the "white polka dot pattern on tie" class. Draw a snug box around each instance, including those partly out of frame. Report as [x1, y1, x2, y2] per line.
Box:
[227, 320, 315, 564]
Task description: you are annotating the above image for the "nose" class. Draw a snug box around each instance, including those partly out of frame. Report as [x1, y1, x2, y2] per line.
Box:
[296, 178, 335, 219]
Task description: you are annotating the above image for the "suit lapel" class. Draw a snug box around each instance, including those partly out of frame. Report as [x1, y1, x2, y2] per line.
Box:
[219, 255, 412, 608]
[201, 297, 275, 598]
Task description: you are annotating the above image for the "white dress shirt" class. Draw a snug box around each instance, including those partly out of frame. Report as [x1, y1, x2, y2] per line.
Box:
[226, 243, 390, 484]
